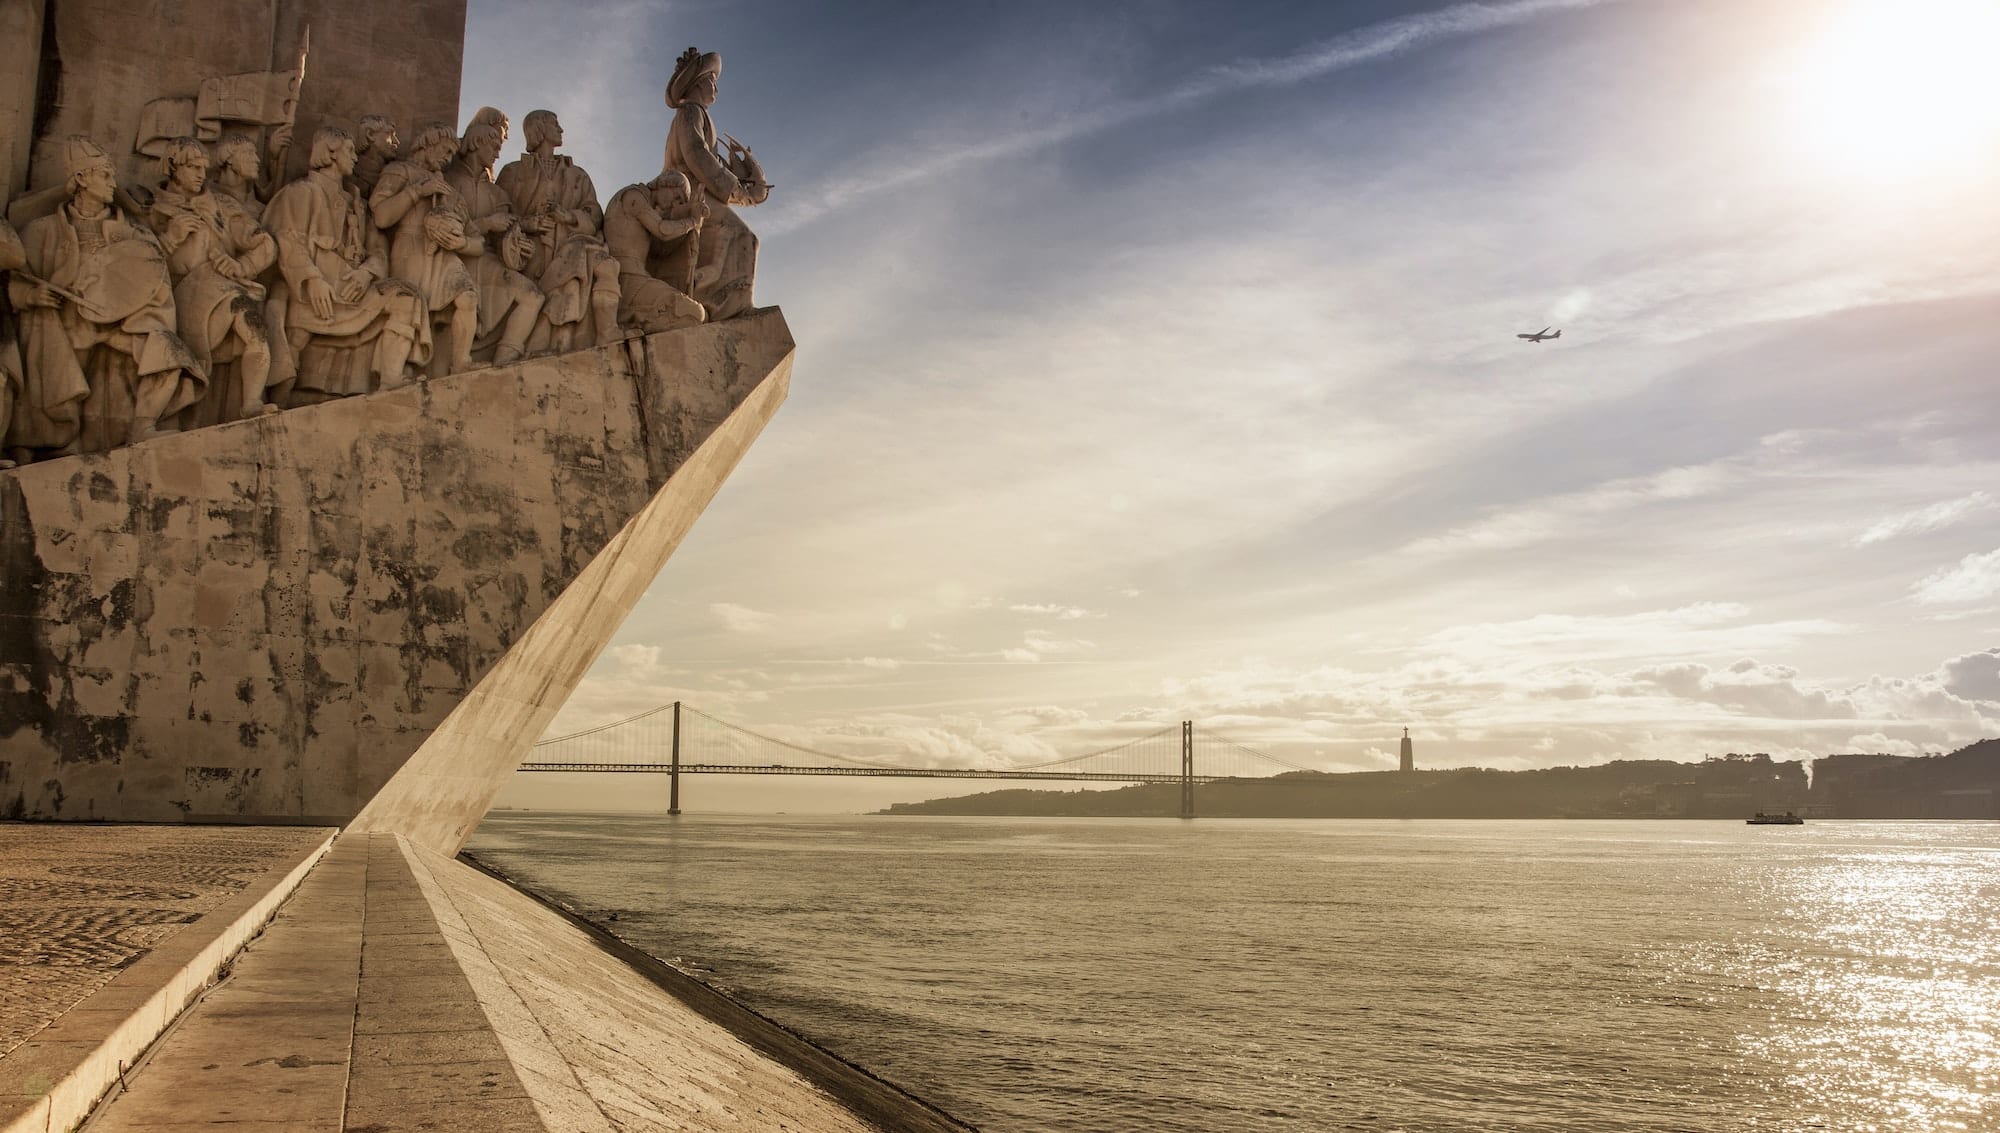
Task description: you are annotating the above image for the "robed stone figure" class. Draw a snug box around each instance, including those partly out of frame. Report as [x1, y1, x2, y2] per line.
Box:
[8, 137, 201, 456]
[264, 127, 430, 402]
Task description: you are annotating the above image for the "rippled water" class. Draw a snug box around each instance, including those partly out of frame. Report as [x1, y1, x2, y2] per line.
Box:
[465, 815, 2000, 1132]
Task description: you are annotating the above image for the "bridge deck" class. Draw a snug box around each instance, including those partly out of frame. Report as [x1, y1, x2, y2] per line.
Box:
[516, 763, 1228, 783]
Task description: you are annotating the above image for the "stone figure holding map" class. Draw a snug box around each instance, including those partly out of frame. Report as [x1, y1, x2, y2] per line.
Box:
[8, 137, 201, 456]
[663, 47, 770, 321]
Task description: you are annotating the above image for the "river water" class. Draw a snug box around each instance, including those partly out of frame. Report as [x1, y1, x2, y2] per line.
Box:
[464, 814, 1999, 1132]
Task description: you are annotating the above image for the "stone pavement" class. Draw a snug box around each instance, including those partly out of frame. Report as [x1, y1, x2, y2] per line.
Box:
[82, 832, 961, 1132]
[0, 824, 333, 1058]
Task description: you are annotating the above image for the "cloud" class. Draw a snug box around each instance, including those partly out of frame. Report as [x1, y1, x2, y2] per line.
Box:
[1854, 491, 1995, 546]
[763, 0, 1626, 234]
[1938, 648, 2000, 703]
[1910, 547, 2000, 605]
[604, 643, 660, 669]
[711, 602, 778, 633]
[1009, 603, 1101, 620]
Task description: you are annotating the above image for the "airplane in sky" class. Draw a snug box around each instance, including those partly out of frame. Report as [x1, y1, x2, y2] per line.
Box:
[1517, 327, 1561, 342]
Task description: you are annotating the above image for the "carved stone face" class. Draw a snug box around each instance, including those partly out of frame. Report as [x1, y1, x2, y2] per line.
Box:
[226, 145, 260, 180]
[170, 150, 209, 195]
[472, 131, 502, 171]
[544, 118, 564, 149]
[330, 139, 359, 178]
[74, 158, 117, 207]
[651, 178, 687, 211]
[691, 73, 718, 106]
[417, 139, 454, 173]
[367, 125, 400, 158]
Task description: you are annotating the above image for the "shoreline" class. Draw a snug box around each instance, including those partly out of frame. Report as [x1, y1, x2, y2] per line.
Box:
[457, 850, 977, 1133]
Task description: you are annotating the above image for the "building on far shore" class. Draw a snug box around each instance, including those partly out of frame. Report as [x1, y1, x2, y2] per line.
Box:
[1400, 728, 1415, 773]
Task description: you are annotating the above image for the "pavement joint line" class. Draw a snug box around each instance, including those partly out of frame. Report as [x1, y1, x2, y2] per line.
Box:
[71, 836, 338, 1133]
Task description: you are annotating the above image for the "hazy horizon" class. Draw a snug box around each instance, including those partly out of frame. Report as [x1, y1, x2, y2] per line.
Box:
[462, 0, 2000, 813]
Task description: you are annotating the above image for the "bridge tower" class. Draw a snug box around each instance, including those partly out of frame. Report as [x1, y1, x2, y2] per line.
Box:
[1399, 727, 1414, 773]
[1180, 721, 1195, 819]
[669, 701, 683, 815]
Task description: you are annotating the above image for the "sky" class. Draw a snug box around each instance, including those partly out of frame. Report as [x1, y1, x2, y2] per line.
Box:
[460, 0, 2000, 812]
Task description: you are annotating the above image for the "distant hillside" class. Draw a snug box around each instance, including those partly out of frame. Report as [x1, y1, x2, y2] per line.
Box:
[880, 744, 2000, 819]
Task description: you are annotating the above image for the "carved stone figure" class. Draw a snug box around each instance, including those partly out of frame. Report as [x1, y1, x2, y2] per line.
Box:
[371, 123, 480, 376]
[148, 138, 279, 425]
[265, 127, 430, 402]
[445, 120, 544, 366]
[604, 172, 706, 334]
[496, 110, 622, 352]
[468, 106, 509, 148]
[662, 48, 770, 321]
[209, 131, 289, 221]
[352, 115, 401, 199]
[0, 216, 24, 468]
[7, 138, 201, 456]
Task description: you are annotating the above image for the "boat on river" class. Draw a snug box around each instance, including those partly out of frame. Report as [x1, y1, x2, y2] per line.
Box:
[1746, 812, 1804, 825]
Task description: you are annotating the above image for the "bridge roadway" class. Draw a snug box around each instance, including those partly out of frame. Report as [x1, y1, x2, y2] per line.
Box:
[517, 762, 1227, 784]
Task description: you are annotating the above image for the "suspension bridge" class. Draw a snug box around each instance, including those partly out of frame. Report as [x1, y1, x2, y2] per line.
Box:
[520, 702, 1315, 817]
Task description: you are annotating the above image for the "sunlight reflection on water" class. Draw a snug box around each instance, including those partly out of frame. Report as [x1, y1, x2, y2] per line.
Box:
[468, 816, 1998, 1132]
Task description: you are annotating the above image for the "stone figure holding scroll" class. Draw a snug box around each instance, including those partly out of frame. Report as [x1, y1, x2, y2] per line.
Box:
[8, 137, 201, 456]
[148, 138, 279, 425]
[662, 47, 770, 321]
[604, 172, 706, 335]
[371, 123, 480, 376]
[496, 110, 622, 352]
[264, 127, 430, 402]
[445, 120, 544, 366]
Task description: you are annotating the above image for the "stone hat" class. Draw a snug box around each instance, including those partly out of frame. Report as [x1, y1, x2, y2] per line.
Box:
[62, 134, 110, 178]
[665, 47, 721, 108]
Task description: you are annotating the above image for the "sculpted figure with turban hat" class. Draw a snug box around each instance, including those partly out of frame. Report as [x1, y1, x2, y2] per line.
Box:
[662, 47, 771, 322]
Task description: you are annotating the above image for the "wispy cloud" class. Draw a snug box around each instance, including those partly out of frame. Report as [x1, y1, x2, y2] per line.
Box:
[1010, 603, 1101, 620]
[711, 602, 779, 633]
[1854, 491, 1995, 546]
[1911, 547, 2000, 605]
[763, 0, 1624, 234]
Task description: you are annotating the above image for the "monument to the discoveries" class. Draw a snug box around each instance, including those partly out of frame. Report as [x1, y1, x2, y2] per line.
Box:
[0, 0, 785, 851]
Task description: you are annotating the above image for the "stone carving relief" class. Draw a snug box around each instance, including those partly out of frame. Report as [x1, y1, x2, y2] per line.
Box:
[663, 48, 771, 322]
[445, 121, 544, 367]
[352, 115, 400, 200]
[0, 43, 778, 469]
[497, 110, 625, 353]
[605, 172, 707, 335]
[371, 123, 482, 377]
[265, 127, 430, 403]
[148, 138, 279, 425]
[7, 137, 201, 460]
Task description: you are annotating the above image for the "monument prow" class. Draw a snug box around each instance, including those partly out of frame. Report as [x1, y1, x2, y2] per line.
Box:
[0, 311, 793, 841]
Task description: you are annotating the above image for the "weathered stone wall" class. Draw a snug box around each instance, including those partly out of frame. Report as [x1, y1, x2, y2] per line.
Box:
[9, 0, 466, 192]
[0, 310, 794, 823]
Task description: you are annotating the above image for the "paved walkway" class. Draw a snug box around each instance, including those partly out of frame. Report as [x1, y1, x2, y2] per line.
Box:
[87, 834, 929, 1132]
[0, 824, 332, 1058]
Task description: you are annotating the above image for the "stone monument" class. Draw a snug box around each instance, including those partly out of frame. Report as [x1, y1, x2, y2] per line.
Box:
[0, 5, 789, 855]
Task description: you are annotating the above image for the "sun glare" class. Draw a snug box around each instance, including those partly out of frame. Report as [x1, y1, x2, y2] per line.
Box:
[1781, 0, 2000, 185]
